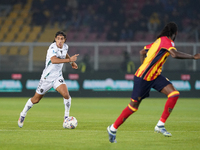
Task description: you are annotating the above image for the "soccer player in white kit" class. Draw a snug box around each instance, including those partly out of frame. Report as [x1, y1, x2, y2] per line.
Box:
[18, 31, 79, 128]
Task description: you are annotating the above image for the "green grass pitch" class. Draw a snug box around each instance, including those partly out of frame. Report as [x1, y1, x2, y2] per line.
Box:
[0, 97, 200, 150]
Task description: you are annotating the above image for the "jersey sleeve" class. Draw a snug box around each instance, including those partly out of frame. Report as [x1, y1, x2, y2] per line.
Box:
[168, 41, 177, 51]
[144, 43, 153, 52]
[161, 37, 177, 51]
[48, 44, 58, 58]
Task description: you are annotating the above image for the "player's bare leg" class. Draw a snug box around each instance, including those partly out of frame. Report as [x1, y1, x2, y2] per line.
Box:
[155, 84, 180, 136]
[18, 93, 43, 128]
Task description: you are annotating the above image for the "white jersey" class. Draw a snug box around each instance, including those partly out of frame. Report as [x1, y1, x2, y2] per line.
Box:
[40, 42, 69, 81]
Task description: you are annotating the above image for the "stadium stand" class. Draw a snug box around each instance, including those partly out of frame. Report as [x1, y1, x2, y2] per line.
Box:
[0, 0, 199, 44]
[0, 0, 199, 68]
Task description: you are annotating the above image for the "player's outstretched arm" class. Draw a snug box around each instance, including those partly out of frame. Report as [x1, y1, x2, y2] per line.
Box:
[169, 49, 200, 59]
[51, 54, 79, 64]
[193, 53, 200, 59]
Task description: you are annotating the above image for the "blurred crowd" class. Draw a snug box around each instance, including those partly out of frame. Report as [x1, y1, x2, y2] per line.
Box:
[2, 0, 200, 42]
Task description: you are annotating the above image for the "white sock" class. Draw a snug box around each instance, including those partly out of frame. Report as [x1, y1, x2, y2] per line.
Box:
[64, 97, 71, 118]
[110, 124, 117, 132]
[157, 120, 165, 126]
[20, 98, 34, 117]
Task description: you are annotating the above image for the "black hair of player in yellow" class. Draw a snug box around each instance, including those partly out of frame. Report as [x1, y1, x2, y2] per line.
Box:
[157, 22, 178, 41]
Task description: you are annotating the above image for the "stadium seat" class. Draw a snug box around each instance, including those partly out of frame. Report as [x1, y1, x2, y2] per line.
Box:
[23, 3, 31, 11]
[81, 26, 90, 33]
[0, 17, 3, 26]
[68, 47, 78, 55]
[77, 48, 89, 55]
[14, 32, 27, 42]
[113, 47, 123, 55]
[134, 31, 144, 41]
[144, 32, 155, 42]
[66, 31, 76, 41]
[12, 4, 22, 11]
[0, 26, 10, 36]
[3, 19, 13, 26]
[32, 26, 42, 34]
[19, 10, 29, 19]
[87, 33, 97, 42]
[19, 46, 29, 55]
[38, 28, 60, 42]
[0, 46, 8, 55]
[33, 46, 47, 61]
[3, 32, 16, 42]
[99, 47, 112, 55]
[14, 19, 24, 26]
[0, 33, 5, 41]
[97, 32, 107, 42]
[176, 32, 188, 42]
[8, 12, 18, 19]
[10, 26, 20, 34]
[9, 47, 19, 55]
[75, 32, 86, 41]
[25, 32, 38, 42]
[21, 25, 31, 33]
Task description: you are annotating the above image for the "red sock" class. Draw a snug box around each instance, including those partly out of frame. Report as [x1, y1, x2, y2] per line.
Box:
[160, 91, 180, 123]
[113, 104, 138, 129]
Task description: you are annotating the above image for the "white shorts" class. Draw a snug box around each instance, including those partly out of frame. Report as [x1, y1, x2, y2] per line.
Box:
[36, 76, 66, 95]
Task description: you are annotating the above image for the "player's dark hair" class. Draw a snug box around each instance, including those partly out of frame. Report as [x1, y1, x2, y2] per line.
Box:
[53, 31, 67, 42]
[157, 22, 178, 39]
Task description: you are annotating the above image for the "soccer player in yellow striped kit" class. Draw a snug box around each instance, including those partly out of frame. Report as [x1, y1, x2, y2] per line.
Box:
[107, 22, 200, 143]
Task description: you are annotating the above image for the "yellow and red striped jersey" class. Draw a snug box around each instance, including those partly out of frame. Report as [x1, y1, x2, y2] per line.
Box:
[135, 36, 176, 81]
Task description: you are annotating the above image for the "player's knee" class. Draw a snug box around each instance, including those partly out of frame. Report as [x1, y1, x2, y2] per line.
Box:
[130, 100, 140, 109]
[63, 93, 70, 99]
[31, 98, 40, 104]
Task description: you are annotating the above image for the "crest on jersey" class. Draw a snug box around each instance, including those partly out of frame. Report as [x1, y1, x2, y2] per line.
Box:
[59, 79, 63, 83]
[40, 89, 44, 93]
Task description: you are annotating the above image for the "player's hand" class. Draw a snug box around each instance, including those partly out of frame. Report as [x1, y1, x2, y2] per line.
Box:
[71, 62, 78, 69]
[70, 54, 79, 62]
[194, 53, 200, 59]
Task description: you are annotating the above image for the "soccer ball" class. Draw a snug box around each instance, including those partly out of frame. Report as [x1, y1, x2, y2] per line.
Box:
[63, 116, 78, 129]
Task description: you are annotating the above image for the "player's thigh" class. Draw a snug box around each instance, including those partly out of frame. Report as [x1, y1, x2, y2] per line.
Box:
[53, 77, 70, 98]
[160, 84, 177, 96]
[152, 75, 176, 96]
[131, 76, 152, 101]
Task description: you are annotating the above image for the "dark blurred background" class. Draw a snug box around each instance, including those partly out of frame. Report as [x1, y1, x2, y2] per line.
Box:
[0, 0, 200, 73]
[1, 0, 200, 42]
[0, 0, 200, 97]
